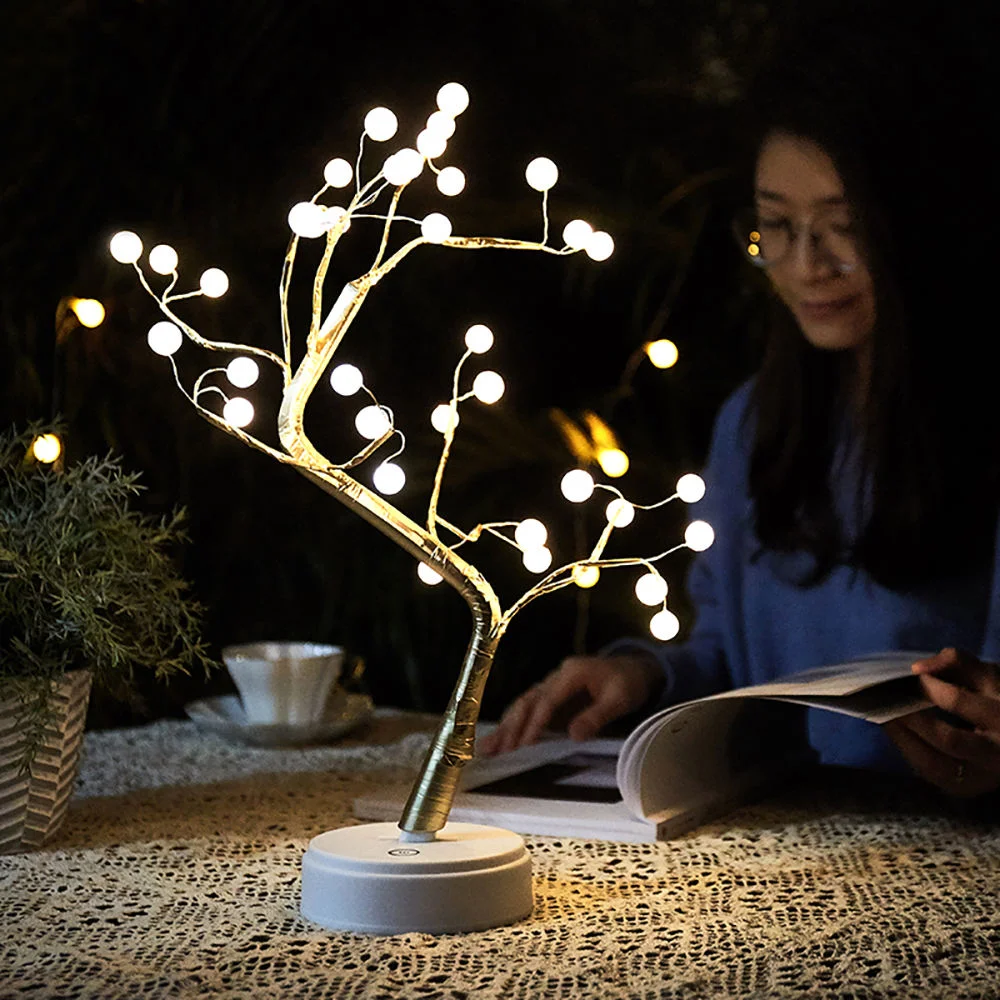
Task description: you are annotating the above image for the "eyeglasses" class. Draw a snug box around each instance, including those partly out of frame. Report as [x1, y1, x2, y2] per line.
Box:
[732, 206, 860, 274]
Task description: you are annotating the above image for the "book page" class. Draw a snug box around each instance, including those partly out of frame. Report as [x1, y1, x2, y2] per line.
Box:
[616, 653, 934, 823]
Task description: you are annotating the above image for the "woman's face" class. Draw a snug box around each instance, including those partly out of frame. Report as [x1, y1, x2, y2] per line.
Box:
[754, 133, 876, 352]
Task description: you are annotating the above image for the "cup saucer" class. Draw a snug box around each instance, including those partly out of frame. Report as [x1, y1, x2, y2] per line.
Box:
[184, 690, 374, 747]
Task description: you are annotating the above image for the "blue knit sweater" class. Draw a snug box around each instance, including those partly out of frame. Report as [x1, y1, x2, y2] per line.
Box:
[614, 381, 1000, 770]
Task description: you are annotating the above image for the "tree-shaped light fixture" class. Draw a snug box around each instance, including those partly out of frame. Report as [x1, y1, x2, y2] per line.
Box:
[109, 83, 713, 934]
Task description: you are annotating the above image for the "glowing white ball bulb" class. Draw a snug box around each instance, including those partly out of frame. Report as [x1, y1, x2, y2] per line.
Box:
[562, 219, 593, 250]
[416, 129, 448, 160]
[326, 206, 350, 231]
[597, 448, 629, 478]
[464, 324, 493, 353]
[685, 520, 715, 552]
[647, 339, 679, 369]
[364, 106, 398, 141]
[649, 609, 680, 641]
[436, 82, 469, 116]
[605, 498, 635, 528]
[525, 157, 558, 192]
[421, 212, 452, 243]
[330, 363, 364, 396]
[417, 562, 444, 586]
[355, 405, 391, 439]
[324, 157, 353, 188]
[585, 230, 615, 262]
[436, 166, 466, 196]
[472, 370, 504, 404]
[522, 545, 553, 574]
[288, 201, 327, 239]
[223, 397, 254, 428]
[226, 357, 259, 389]
[383, 148, 424, 185]
[572, 564, 601, 589]
[430, 403, 459, 434]
[635, 573, 668, 607]
[200, 268, 229, 298]
[147, 321, 183, 356]
[514, 518, 548, 550]
[426, 110, 457, 138]
[676, 473, 706, 503]
[149, 244, 178, 275]
[70, 298, 105, 328]
[560, 469, 594, 503]
[31, 434, 62, 464]
[373, 462, 406, 495]
[109, 230, 143, 263]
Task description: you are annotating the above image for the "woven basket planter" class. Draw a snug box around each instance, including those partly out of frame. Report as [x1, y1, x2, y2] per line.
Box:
[0, 669, 92, 854]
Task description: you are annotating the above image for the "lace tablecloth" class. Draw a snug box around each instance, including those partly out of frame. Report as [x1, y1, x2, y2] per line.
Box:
[2, 712, 999, 999]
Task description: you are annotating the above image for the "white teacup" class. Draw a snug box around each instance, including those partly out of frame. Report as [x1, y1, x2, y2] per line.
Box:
[222, 641, 344, 725]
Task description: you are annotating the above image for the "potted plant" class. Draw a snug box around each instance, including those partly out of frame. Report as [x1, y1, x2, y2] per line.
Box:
[0, 423, 213, 852]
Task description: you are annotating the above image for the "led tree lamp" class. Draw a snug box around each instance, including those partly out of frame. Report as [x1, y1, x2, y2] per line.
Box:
[110, 83, 712, 934]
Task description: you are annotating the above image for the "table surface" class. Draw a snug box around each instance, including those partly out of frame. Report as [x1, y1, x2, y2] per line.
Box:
[2, 710, 999, 1000]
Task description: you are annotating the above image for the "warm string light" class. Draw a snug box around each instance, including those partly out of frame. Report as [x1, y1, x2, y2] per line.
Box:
[31, 433, 62, 464]
[110, 83, 712, 834]
[68, 297, 106, 328]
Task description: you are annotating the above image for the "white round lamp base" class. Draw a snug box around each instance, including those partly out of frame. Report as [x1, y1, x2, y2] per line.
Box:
[300, 821, 533, 935]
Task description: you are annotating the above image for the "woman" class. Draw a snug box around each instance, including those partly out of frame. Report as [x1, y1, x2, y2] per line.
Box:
[482, 9, 1000, 798]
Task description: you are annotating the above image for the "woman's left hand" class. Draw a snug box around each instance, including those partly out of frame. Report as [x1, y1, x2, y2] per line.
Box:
[885, 647, 1000, 797]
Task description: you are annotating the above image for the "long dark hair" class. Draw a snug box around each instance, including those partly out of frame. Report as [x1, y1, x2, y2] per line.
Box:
[744, 6, 1000, 589]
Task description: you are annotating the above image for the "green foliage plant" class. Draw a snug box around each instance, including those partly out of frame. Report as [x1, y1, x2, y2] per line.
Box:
[0, 423, 214, 771]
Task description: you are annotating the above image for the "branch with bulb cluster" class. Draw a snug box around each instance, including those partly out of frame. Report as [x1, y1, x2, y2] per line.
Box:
[109, 82, 713, 836]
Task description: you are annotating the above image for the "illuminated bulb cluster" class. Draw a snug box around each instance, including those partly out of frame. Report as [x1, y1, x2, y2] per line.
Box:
[557, 470, 714, 629]
[383, 148, 424, 186]
[112, 84, 657, 643]
[288, 202, 349, 239]
[560, 218, 614, 261]
[514, 517, 552, 574]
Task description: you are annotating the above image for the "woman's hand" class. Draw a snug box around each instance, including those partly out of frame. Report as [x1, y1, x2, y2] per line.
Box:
[884, 647, 1000, 797]
[478, 653, 665, 756]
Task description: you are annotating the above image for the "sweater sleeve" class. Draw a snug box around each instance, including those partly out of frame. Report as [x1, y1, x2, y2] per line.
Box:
[602, 382, 753, 707]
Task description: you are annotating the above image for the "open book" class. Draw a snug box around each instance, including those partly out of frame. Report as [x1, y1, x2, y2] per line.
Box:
[353, 652, 931, 842]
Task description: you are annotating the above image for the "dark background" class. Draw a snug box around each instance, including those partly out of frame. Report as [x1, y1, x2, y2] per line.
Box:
[2, 0, 796, 725]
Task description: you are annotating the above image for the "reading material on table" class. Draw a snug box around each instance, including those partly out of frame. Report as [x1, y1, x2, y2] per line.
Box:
[353, 652, 931, 842]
